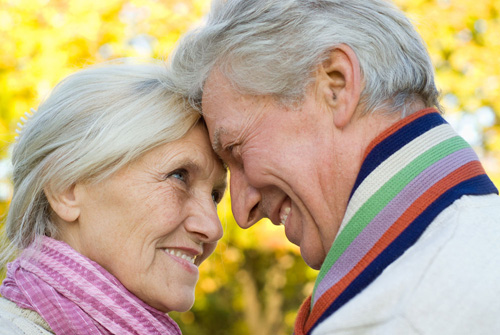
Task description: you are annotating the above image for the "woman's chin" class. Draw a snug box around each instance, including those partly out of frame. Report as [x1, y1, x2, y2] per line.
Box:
[174, 301, 195, 313]
[151, 294, 195, 314]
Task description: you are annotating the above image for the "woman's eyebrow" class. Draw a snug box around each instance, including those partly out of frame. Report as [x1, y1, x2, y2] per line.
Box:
[215, 172, 228, 191]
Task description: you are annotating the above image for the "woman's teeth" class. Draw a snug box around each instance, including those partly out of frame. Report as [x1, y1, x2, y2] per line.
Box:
[165, 249, 197, 264]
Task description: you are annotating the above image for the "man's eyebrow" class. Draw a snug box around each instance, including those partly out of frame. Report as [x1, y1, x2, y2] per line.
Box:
[212, 127, 226, 153]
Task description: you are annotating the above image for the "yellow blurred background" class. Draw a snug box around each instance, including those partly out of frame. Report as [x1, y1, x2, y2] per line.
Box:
[0, 0, 499, 334]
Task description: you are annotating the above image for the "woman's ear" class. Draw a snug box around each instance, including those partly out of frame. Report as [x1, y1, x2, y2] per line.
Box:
[317, 44, 362, 129]
[44, 184, 80, 223]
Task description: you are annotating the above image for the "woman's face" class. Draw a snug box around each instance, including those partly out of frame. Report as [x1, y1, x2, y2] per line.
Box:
[58, 124, 227, 312]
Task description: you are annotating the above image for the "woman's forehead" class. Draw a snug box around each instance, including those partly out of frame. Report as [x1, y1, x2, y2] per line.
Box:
[138, 125, 227, 181]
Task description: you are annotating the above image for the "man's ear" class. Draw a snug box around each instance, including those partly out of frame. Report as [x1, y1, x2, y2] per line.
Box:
[44, 184, 80, 223]
[317, 44, 362, 129]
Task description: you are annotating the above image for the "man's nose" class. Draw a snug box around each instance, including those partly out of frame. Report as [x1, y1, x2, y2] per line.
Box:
[229, 168, 263, 228]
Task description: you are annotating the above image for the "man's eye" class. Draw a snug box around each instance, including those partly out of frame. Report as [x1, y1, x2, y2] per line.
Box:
[226, 143, 242, 156]
[225, 144, 234, 155]
[167, 169, 188, 183]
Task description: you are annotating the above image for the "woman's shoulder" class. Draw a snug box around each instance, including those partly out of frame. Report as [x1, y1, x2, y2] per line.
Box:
[0, 297, 53, 335]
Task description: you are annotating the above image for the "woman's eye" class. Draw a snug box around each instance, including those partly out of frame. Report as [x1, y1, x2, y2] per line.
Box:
[167, 169, 188, 183]
[211, 190, 222, 205]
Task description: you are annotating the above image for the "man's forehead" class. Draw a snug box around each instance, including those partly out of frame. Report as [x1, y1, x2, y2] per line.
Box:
[202, 70, 231, 101]
[201, 70, 261, 154]
[204, 68, 230, 90]
[201, 74, 237, 146]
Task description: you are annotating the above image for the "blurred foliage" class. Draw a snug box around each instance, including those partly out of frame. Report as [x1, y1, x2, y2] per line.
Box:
[395, 0, 500, 185]
[0, 0, 499, 334]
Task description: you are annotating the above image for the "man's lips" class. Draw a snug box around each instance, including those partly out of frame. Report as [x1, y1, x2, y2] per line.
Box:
[280, 206, 291, 226]
[272, 196, 291, 226]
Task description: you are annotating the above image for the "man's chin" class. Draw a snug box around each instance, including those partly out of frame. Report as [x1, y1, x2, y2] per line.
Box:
[300, 248, 326, 270]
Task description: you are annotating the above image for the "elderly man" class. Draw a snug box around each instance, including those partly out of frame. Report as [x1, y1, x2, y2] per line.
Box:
[170, 0, 500, 334]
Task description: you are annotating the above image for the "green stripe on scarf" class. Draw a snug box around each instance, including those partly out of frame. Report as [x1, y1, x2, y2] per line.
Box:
[313, 135, 469, 294]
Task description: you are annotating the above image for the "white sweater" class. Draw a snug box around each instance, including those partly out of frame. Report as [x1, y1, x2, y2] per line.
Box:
[313, 194, 500, 335]
[0, 297, 53, 334]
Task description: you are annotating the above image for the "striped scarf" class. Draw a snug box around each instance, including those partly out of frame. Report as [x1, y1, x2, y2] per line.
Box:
[0, 236, 181, 335]
[295, 108, 498, 334]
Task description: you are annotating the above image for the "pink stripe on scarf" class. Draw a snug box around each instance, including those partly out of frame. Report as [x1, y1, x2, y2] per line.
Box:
[0, 236, 181, 335]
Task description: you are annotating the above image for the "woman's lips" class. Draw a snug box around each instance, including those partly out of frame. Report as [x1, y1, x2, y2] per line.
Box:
[163, 248, 201, 274]
[164, 248, 197, 263]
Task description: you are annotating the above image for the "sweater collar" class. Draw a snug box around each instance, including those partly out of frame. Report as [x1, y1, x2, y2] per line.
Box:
[295, 108, 497, 334]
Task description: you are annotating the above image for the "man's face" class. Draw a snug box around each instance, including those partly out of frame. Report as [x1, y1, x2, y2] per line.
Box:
[202, 72, 351, 269]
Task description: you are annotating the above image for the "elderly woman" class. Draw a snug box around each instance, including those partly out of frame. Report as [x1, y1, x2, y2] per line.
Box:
[0, 60, 227, 334]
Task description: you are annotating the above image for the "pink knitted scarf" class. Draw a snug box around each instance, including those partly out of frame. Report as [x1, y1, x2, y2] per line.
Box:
[0, 236, 181, 335]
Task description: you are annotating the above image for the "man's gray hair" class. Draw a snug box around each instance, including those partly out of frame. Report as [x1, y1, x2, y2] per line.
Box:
[170, 0, 441, 116]
[2, 60, 200, 266]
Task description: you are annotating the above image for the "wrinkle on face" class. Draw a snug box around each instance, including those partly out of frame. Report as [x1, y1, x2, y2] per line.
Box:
[54, 124, 226, 312]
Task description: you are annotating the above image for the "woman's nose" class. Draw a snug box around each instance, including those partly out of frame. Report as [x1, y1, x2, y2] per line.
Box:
[186, 196, 223, 243]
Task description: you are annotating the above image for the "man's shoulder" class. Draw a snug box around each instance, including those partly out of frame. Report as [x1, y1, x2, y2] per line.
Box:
[451, 193, 500, 223]
[392, 194, 500, 334]
[312, 194, 500, 335]
[428, 193, 500, 255]
[393, 193, 500, 287]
